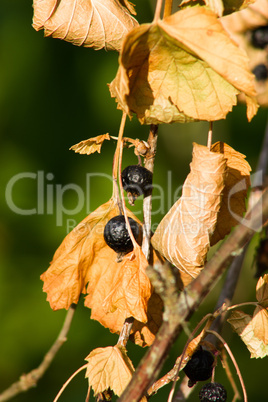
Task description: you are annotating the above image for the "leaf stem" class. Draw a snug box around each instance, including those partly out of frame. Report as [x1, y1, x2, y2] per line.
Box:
[207, 121, 213, 150]
[205, 330, 247, 402]
[227, 302, 258, 311]
[53, 364, 88, 402]
[112, 112, 127, 202]
[153, 0, 164, 22]
[163, 0, 173, 18]
[0, 304, 77, 402]
[143, 124, 158, 260]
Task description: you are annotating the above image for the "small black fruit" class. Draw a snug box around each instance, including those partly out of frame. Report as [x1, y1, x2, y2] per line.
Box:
[251, 25, 268, 49]
[199, 382, 227, 402]
[252, 64, 268, 81]
[183, 348, 214, 386]
[121, 165, 153, 204]
[104, 215, 140, 254]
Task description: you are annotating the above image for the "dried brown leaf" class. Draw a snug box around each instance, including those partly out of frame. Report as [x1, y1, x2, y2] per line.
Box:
[110, 6, 257, 124]
[85, 248, 163, 346]
[180, 0, 256, 17]
[41, 199, 118, 310]
[256, 274, 268, 307]
[252, 305, 268, 343]
[228, 310, 268, 358]
[32, 0, 138, 51]
[151, 143, 227, 286]
[70, 134, 110, 155]
[210, 141, 251, 246]
[85, 345, 134, 396]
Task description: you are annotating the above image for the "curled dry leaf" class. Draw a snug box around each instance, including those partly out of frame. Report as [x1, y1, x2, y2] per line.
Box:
[256, 274, 268, 307]
[110, 6, 257, 124]
[70, 133, 110, 155]
[152, 143, 227, 286]
[152, 141, 251, 286]
[180, 0, 256, 18]
[251, 305, 268, 344]
[210, 141, 251, 246]
[85, 345, 134, 396]
[32, 0, 138, 51]
[228, 310, 268, 358]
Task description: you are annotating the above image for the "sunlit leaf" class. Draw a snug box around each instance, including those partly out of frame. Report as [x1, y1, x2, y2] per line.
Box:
[32, 0, 138, 51]
[70, 134, 110, 155]
[85, 346, 134, 396]
[252, 305, 268, 344]
[256, 274, 268, 308]
[180, 0, 256, 17]
[152, 143, 226, 286]
[110, 6, 257, 124]
[228, 310, 268, 358]
[210, 141, 251, 246]
[85, 248, 163, 346]
[41, 199, 118, 310]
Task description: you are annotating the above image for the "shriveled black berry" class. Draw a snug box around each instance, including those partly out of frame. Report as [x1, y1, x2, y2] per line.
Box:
[183, 349, 214, 386]
[252, 64, 268, 81]
[104, 215, 140, 254]
[199, 382, 227, 402]
[121, 165, 153, 204]
[251, 25, 268, 49]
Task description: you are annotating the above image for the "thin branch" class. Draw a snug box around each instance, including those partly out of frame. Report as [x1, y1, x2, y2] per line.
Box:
[117, 317, 134, 348]
[206, 330, 247, 402]
[118, 189, 268, 402]
[220, 349, 241, 402]
[143, 124, 158, 260]
[0, 304, 77, 402]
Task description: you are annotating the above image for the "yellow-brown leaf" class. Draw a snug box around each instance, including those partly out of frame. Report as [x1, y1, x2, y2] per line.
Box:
[85, 346, 134, 396]
[252, 305, 268, 344]
[210, 141, 251, 246]
[228, 310, 268, 358]
[152, 143, 227, 286]
[85, 248, 163, 346]
[110, 6, 257, 124]
[70, 134, 110, 155]
[41, 199, 118, 310]
[256, 274, 268, 308]
[32, 0, 138, 51]
[180, 0, 256, 17]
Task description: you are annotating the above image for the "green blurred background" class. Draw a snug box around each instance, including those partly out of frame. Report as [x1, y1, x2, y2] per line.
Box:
[1, 1, 268, 401]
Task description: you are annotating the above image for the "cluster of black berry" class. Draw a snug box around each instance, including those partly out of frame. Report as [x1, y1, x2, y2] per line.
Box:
[199, 382, 227, 402]
[103, 165, 152, 255]
[250, 25, 268, 82]
[183, 348, 227, 401]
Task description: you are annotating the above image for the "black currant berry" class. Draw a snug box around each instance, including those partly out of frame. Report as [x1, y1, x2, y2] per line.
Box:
[104, 215, 140, 254]
[252, 64, 268, 81]
[121, 165, 153, 205]
[199, 382, 227, 402]
[251, 25, 268, 49]
[183, 348, 214, 386]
